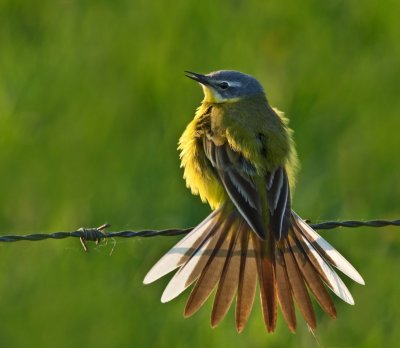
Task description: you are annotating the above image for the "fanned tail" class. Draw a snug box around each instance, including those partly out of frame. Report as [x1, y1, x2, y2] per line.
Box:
[144, 207, 364, 332]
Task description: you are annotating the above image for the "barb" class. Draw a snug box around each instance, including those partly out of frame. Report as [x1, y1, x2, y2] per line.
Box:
[0, 219, 399, 251]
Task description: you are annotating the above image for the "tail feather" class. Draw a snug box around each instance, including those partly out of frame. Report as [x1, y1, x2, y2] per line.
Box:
[275, 247, 296, 332]
[211, 223, 242, 327]
[235, 228, 257, 333]
[184, 218, 233, 317]
[254, 234, 277, 332]
[291, 221, 355, 305]
[145, 209, 363, 332]
[287, 232, 336, 319]
[161, 214, 228, 303]
[283, 238, 317, 330]
[292, 212, 365, 285]
[143, 210, 220, 284]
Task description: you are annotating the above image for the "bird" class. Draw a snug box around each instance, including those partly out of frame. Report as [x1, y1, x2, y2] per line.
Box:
[143, 70, 365, 333]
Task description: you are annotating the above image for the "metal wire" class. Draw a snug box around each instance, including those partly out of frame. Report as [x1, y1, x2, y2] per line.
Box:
[0, 219, 399, 251]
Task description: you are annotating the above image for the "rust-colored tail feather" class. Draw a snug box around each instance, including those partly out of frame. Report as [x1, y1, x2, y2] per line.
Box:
[254, 234, 277, 332]
[282, 238, 317, 330]
[184, 217, 234, 317]
[211, 224, 242, 327]
[275, 247, 296, 332]
[235, 228, 257, 333]
[288, 232, 336, 319]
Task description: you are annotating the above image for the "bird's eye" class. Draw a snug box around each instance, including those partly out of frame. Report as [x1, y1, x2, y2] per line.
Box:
[218, 81, 230, 90]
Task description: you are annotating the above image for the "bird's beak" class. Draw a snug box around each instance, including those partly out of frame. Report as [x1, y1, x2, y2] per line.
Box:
[184, 71, 211, 86]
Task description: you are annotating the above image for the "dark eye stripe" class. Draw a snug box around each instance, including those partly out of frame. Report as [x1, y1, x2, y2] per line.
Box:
[218, 82, 229, 90]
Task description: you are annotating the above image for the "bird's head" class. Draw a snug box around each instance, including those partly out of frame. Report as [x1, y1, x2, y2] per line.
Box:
[185, 70, 265, 103]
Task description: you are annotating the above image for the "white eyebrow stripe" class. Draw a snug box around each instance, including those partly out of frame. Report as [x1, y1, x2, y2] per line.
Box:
[229, 81, 242, 87]
[217, 80, 242, 87]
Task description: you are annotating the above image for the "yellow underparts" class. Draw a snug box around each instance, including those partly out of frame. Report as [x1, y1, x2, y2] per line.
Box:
[178, 103, 226, 210]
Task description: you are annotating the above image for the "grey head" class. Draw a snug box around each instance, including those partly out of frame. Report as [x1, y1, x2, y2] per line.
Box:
[185, 70, 265, 103]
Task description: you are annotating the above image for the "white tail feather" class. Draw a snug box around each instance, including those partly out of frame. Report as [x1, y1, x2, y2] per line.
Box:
[143, 214, 216, 284]
[293, 212, 365, 285]
[161, 228, 222, 303]
[299, 232, 355, 305]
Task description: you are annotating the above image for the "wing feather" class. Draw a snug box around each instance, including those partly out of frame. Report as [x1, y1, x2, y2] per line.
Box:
[268, 168, 291, 240]
[267, 168, 283, 211]
[213, 144, 266, 238]
[203, 139, 292, 241]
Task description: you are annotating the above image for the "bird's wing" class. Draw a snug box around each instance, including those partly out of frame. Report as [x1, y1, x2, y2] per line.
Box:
[203, 137, 290, 240]
[266, 167, 292, 240]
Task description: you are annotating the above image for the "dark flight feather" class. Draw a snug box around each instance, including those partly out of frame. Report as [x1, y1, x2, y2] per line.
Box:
[203, 137, 292, 241]
[267, 168, 291, 240]
[211, 143, 266, 239]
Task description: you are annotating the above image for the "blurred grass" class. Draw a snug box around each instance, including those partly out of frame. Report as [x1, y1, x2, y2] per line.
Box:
[0, 0, 399, 347]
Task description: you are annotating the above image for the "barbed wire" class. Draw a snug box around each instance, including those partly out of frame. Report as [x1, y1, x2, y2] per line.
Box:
[0, 219, 399, 252]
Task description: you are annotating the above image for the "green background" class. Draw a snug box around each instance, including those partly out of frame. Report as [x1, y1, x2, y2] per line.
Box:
[0, 1, 399, 347]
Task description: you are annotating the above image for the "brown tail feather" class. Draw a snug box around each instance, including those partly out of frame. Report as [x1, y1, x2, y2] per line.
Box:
[275, 247, 296, 333]
[288, 231, 336, 319]
[291, 222, 332, 286]
[211, 224, 242, 327]
[254, 233, 277, 332]
[184, 218, 233, 317]
[235, 228, 257, 333]
[282, 238, 317, 330]
[160, 211, 228, 303]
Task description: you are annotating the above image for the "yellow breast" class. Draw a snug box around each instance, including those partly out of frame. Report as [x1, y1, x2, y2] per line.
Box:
[178, 104, 226, 209]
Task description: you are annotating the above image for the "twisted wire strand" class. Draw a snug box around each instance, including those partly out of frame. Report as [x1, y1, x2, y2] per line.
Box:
[0, 219, 399, 249]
